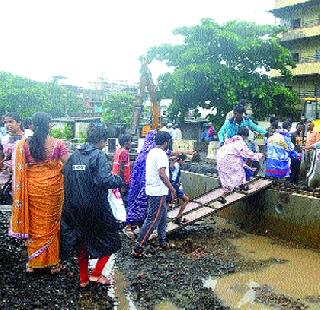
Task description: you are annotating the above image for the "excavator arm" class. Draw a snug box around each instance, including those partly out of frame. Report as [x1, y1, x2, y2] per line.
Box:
[130, 60, 160, 136]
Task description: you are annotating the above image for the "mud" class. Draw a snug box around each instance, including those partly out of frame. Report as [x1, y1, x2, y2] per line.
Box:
[0, 212, 114, 310]
[2, 208, 319, 310]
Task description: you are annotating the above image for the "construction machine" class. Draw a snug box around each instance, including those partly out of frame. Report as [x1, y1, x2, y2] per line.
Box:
[301, 97, 320, 188]
[130, 59, 161, 137]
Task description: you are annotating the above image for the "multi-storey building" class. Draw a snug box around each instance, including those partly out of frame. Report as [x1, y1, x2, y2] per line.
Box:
[270, 0, 320, 99]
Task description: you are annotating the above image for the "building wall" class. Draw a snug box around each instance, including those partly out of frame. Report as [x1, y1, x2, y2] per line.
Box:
[272, 0, 320, 100]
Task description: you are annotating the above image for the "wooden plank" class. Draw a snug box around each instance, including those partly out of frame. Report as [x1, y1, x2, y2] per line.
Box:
[193, 188, 225, 204]
[244, 179, 272, 195]
[163, 178, 272, 236]
[166, 207, 216, 235]
[167, 201, 201, 219]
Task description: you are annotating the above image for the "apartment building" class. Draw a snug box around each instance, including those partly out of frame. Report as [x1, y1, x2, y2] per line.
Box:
[270, 0, 320, 99]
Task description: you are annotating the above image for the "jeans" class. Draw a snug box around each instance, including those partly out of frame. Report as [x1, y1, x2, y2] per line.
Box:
[134, 195, 167, 252]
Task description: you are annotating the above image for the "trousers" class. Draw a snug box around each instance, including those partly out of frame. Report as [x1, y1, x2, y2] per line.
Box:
[135, 195, 167, 252]
[78, 245, 110, 283]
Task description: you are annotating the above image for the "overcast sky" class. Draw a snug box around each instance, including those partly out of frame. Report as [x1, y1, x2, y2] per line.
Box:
[0, 0, 275, 87]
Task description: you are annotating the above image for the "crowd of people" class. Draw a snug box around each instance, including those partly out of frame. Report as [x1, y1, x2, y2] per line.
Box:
[2, 112, 191, 287]
[1, 105, 320, 289]
[216, 102, 320, 201]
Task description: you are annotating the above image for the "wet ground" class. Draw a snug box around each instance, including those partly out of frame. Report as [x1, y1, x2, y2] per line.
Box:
[0, 211, 114, 310]
[1, 210, 320, 309]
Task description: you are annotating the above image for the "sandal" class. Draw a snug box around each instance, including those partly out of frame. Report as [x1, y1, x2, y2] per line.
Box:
[50, 264, 61, 275]
[239, 184, 249, 191]
[26, 267, 34, 273]
[80, 281, 90, 288]
[89, 275, 111, 285]
[173, 217, 188, 225]
[217, 196, 227, 204]
[131, 249, 151, 258]
[123, 228, 136, 240]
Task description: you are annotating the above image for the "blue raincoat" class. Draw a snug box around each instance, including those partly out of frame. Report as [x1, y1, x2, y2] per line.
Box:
[265, 129, 298, 178]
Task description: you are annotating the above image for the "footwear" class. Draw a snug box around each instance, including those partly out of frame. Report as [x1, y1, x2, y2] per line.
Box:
[239, 184, 249, 191]
[89, 275, 111, 285]
[123, 228, 136, 239]
[173, 217, 188, 225]
[217, 196, 227, 204]
[80, 281, 90, 288]
[26, 267, 34, 273]
[131, 248, 151, 258]
[50, 264, 61, 275]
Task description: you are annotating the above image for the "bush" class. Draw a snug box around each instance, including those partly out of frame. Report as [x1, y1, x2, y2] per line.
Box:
[50, 124, 73, 140]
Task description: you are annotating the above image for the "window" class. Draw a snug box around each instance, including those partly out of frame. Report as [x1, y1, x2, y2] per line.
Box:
[291, 18, 301, 29]
[292, 52, 300, 62]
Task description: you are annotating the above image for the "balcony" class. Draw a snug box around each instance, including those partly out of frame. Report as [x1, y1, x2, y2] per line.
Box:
[280, 21, 320, 42]
[272, 0, 319, 18]
[270, 55, 320, 77]
[274, 0, 310, 10]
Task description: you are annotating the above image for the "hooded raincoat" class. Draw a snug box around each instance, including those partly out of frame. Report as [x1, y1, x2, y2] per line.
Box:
[61, 143, 123, 259]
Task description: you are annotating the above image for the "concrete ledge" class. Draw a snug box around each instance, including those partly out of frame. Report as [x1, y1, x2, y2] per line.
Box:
[181, 171, 220, 199]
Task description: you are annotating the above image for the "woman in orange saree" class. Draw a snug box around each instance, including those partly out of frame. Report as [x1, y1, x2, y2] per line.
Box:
[10, 112, 68, 273]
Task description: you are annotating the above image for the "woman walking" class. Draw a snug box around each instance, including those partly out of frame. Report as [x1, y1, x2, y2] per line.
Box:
[10, 112, 68, 273]
[124, 130, 157, 238]
[61, 124, 122, 288]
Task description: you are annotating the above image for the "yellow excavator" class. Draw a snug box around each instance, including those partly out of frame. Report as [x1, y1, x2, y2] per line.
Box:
[130, 59, 161, 137]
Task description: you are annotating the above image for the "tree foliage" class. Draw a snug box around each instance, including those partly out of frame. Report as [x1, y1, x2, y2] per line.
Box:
[0, 72, 84, 118]
[146, 19, 298, 127]
[102, 92, 136, 124]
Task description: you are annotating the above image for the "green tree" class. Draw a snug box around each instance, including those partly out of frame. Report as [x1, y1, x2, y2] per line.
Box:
[0, 72, 84, 118]
[146, 19, 298, 127]
[102, 92, 136, 124]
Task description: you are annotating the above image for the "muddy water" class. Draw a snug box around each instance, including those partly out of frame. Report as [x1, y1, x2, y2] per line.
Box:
[211, 232, 320, 309]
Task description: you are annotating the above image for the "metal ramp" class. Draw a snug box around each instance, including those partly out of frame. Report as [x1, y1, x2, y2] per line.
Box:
[162, 178, 272, 237]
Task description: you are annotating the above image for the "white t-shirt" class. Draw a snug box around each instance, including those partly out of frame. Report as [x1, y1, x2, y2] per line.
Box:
[145, 147, 169, 196]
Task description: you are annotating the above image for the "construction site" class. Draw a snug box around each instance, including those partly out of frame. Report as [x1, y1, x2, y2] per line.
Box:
[1, 0, 320, 309]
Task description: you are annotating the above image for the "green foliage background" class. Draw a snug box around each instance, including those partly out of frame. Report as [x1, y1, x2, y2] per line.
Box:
[146, 19, 298, 127]
[0, 72, 84, 118]
[102, 92, 136, 124]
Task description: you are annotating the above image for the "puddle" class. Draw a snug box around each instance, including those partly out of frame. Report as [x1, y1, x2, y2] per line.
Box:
[212, 233, 320, 309]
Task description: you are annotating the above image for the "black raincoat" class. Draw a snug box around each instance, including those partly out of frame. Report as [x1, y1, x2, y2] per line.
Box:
[61, 143, 123, 259]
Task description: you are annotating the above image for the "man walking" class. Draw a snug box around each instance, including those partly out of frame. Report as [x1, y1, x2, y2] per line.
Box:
[132, 131, 176, 257]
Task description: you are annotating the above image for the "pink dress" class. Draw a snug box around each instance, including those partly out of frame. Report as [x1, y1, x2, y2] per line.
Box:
[217, 136, 262, 192]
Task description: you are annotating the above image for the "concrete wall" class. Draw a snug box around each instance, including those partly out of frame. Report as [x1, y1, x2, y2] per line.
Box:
[180, 171, 220, 199]
[181, 171, 320, 248]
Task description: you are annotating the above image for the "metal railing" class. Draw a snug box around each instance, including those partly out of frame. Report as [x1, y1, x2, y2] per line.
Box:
[298, 55, 320, 63]
[298, 90, 320, 99]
